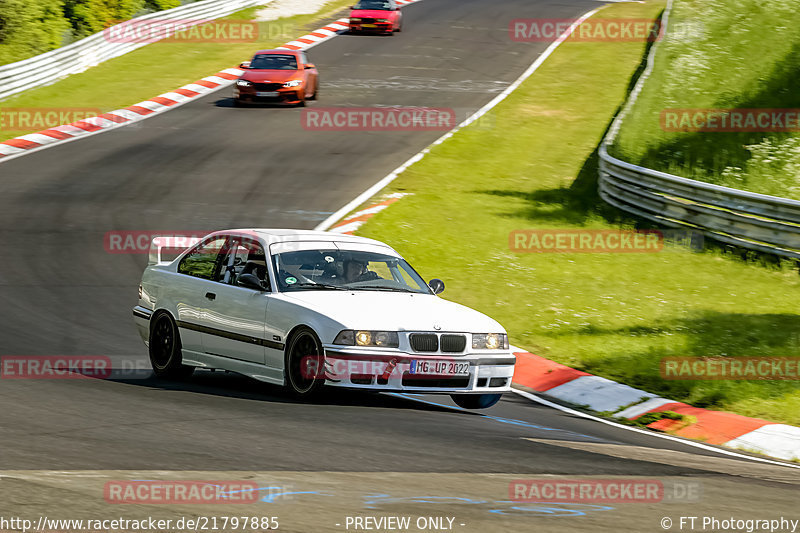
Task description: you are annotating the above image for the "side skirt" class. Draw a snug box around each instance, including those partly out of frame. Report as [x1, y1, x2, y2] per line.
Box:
[181, 349, 285, 386]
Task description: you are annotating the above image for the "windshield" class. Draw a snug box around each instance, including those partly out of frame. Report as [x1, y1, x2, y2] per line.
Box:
[249, 54, 298, 70]
[272, 249, 430, 293]
[354, 0, 393, 10]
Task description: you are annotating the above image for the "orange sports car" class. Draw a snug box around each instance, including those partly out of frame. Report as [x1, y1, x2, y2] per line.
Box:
[233, 50, 319, 106]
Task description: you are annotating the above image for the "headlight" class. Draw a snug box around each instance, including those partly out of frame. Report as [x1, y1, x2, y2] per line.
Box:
[236, 79, 251, 87]
[283, 80, 301, 87]
[350, 17, 361, 22]
[377, 19, 390, 22]
[472, 333, 508, 350]
[334, 330, 399, 348]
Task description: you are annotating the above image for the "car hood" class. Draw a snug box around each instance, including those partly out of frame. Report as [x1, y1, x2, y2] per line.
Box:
[350, 9, 395, 18]
[240, 70, 299, 83]
[280, 291, 505, 333]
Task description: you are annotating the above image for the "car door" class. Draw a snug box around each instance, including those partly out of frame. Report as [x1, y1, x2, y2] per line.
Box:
[196, 236, 270, 366]
[173, 235, 229, 356]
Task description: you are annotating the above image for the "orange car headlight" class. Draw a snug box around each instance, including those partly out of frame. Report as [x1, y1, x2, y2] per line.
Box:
[283, 80, 302, 88]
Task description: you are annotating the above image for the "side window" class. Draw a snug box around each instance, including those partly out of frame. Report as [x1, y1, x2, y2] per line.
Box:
[368, 260, 391, 280]
[178, 237, 228, 280]
[218, 237, 270, 289]
[300, 52, 309, 66]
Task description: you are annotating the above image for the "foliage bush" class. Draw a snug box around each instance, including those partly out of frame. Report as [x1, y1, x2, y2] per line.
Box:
[0, 0, 186, 65]
[0, 0, 70, 64]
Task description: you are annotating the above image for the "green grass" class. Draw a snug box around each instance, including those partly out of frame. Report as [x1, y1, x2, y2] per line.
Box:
[613, 410, 694, 429]
[610, 0, 800, 199]
[355, 0, 800, 426]
[0, 0, 351, 141]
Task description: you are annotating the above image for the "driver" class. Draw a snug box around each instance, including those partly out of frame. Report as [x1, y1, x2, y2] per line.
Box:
[343, 259, 379, 283]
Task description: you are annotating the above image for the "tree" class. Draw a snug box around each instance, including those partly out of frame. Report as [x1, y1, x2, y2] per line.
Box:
[0, 0, 70, 65]
[145, 0, 181, 10]
[62, 0, 145, 39]
[0, 0, 193, 66]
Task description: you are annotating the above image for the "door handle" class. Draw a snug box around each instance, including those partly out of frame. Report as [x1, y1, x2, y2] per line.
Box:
[205, 292, 216, 300]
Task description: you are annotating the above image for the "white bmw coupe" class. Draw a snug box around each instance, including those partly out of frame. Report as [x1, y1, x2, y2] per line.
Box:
[133, 229, 515, 409]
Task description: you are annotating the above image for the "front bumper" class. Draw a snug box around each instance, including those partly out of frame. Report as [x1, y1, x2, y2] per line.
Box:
[322, 348, 516, 394]
[350, 22, 393, 33]
[234, 87, 303, 104]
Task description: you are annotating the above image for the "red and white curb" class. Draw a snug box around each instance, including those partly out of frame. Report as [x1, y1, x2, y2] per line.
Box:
[0, 0, 423, 163]
[278, 17, 350, 50]
[328, 193, 408, 235]
[0, 68, 244, 160]
[512, 351, 800, 461]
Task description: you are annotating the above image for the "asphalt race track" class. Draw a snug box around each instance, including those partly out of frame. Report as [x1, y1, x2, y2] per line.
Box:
[0, 0, 798, 531]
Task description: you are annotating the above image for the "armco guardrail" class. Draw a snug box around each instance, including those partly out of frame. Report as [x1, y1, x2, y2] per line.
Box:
[598, 147, 800, 259]
[0, 0, 266, 102]
[597, 0, 800, 260]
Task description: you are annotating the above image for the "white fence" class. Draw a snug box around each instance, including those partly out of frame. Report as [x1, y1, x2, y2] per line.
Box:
[0, 0, 267, 101]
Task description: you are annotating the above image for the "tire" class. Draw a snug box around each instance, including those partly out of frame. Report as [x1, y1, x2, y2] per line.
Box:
[149, 313, 194, 379]
[309, 83, 318, 101]
[284, 326, 325, 398]
[450, 393, 502, 409]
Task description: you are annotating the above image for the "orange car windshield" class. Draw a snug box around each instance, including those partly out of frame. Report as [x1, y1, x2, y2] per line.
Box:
[250, 54, 298, 70]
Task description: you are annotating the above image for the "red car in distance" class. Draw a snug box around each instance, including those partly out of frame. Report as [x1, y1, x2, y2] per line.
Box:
[349, 0, 403, 35]
[234, 50, 319, 107]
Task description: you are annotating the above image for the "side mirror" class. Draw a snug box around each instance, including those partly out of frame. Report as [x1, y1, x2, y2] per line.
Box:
[239, 61, 251, 69]
[304, 63, 316, 70]
[237, 273, 267, 291]
[428, 278, 445, 295]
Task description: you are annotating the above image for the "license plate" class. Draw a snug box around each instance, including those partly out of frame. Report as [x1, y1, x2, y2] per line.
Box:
[409, 360, 469, 376]
[362, 23, 376, 28]
[256, 91, 278, 97]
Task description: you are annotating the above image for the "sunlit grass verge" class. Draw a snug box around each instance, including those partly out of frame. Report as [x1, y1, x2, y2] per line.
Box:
[0, 0, 351, 142]
[355, 0, 800, 426]
[610, 0, 800, 200]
